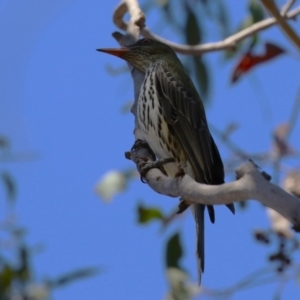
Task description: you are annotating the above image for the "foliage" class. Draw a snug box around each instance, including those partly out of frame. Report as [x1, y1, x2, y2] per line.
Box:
[98, 0, 300, 298]
[0, 136, 98, 300]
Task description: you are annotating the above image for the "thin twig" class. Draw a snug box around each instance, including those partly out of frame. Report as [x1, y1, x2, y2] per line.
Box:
[113, 0, 145, 39]
[113, 1, 127, 31]
[261, 0, 300, 50]
[210, 124, 251, 160]
[282, 0, 296, 16]
[113, 1, 300, 55]
[125, 0, 145, 28]
[202, 265, 300, 297]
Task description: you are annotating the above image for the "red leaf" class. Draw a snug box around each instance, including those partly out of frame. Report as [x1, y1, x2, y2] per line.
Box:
[231, 42, 285, 83]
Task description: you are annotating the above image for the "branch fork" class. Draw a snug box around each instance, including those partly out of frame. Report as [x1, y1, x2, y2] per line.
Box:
[113, 0, 300, 54]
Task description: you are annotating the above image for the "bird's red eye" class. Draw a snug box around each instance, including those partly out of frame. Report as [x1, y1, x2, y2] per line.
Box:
[140, 38, 152, 45]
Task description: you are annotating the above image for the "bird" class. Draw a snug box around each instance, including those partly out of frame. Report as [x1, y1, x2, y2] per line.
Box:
[97, 38, 234, 283]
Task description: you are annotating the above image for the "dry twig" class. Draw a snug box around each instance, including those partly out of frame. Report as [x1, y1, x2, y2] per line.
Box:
[282, 0, 296, 15]
[261, 0, 300, 50]
[113, 0, 300, 54]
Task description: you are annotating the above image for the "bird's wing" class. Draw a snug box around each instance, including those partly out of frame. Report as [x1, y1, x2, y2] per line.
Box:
[154, 60, 235, 217]
[153, 60, 224, 186]
[153, 60, 235, 278]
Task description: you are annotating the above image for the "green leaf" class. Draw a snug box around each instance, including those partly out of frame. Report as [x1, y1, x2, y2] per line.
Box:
[0, 265, 14, 291]
[239, 15, 254, 31]
[224, 34, 258, 60]
[165, 232, 183, 269]
[137, 204, 163, 224]
[185, 5, 201, 45]
[249, 0, 265, 23]
[223, 0, 263, 60]
[16, 246, 30, 281]
[1, 171, 16, 202]
[49, 267, 99, 288]
[215, 0, 230, 38]
[193, 57, 209, 100]
[236, 0, 265, 33]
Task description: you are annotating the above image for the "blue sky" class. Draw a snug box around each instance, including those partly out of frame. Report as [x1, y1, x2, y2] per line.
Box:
[1, 0, 300, 299]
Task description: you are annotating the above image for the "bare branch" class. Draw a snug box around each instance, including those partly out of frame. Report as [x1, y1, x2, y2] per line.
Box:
[282, 0, 296, 16]
[113, 1, 300, 55]
[110, 32, 300, 232]
[201, 265, 300, 297]
[110, 3, 300, 235]
[125, 0, 145, 28]
[261, 0, 300, 50]
[113, 0, 145, 39]
[113, 1, 127, 31]
[125, 141, 300, 229]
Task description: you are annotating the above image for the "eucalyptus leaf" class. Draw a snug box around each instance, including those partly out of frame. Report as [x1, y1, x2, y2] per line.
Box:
[166, 232, 183, 269]
[249, 0, 265, 23]
[193, 57, 209, 100]
[185, 5, 201, 45]
[137, 203, 164, 224]
[0, 265, 14, 291]
[48, 268, 99, 288]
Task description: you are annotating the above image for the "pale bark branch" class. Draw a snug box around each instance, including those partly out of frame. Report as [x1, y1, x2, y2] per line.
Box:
[113, 0, 300, 54]
[113, 1, 127, 31]
[261, 0, 300, 50]
[125, 141, 300, 230]
[110, 2, 300, 232]
[282, 0, 296, 16]
[113, 0, 145, 39]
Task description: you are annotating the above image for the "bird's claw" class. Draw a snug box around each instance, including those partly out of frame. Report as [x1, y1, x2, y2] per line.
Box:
[131, 139, 156, 161]
[128, 139, 175, 183]
[140, 157, 175, 183]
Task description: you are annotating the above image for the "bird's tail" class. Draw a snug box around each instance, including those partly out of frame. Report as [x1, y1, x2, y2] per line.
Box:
[194, 203, 205, 284]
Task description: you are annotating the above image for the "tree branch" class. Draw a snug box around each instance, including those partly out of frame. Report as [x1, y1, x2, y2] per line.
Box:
[282, 0, 296, 16]
[113, 0, 145, 39]
[113, 0, 300, 54]
[125, 141, 300, 230]
[261, 0, 300, 50]
[110, 3, 300, 233]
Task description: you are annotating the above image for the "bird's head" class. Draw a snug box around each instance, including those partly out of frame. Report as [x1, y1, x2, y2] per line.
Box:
[97, 38, 178, 72]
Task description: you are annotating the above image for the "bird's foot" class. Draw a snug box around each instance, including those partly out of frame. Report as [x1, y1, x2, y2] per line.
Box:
[140, 157, 175, 183]
[130, 139, 156, 161]
[125, 139, 175, 183]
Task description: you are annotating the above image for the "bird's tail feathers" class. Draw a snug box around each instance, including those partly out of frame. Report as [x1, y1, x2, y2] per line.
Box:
[194, 203, 205, 284]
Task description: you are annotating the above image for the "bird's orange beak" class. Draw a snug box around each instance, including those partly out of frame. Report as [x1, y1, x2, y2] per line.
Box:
[96, 47, 130, 58]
